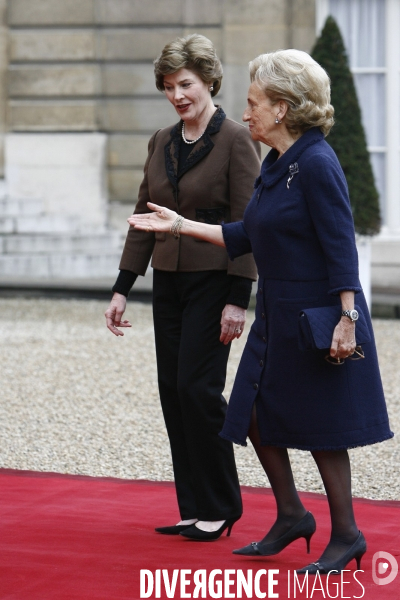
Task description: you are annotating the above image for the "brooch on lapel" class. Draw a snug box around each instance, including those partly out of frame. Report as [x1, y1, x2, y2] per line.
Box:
[287, 162, 299, 189]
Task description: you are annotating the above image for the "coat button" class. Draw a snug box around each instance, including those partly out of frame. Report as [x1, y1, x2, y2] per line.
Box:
[263, 336, 267, 343]
[261, 313, 265, 319]
[259, 360, 264, 367]
[259, 287, 262, 293]
[253, 383, 259, 390]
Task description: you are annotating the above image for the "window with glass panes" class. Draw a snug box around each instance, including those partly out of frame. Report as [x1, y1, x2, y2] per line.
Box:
[317, 0, 400, 234]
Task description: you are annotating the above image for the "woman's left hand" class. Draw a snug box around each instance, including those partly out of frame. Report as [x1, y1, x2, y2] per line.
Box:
[220, 304, 246, 345]
[330, 317, 356, 359]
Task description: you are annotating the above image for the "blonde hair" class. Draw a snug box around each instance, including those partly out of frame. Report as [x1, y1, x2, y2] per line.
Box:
[249, 49, 334, 136]
[154, 34, 223, 97]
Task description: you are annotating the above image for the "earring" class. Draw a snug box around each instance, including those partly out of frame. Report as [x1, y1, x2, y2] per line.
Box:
[209, 86, 214, 91]
[275, 116, 282, 124]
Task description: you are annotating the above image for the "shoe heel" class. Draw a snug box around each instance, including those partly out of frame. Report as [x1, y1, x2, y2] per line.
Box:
[305, 533, 313, 554]
[226, 516, 240, 537]
[355, 551, 365, 570]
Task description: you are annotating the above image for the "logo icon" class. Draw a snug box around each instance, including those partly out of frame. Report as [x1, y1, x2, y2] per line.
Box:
[372, 551, 398, 586]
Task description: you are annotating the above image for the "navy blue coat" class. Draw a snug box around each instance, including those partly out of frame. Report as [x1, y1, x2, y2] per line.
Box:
[220, 128, 393, 450]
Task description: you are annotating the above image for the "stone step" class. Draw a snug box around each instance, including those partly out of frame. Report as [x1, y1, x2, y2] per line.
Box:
[0, 180, 6, 200]
[0, 218, 14, 234]
[0, 197, 44, 216]
[0, 253, 122, 279]
[0, 254, 50, 277]
[2, 231, 123, 254]
[8, 214, 84, 234]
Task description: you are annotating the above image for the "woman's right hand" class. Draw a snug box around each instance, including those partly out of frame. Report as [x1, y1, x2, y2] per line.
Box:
[128, 202, 178, 233]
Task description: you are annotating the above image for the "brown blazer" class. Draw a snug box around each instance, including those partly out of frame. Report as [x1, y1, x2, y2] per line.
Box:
[119, 107, 260, 279]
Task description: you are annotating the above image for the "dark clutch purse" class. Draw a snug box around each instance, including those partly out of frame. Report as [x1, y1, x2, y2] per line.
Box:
[298, 304, 371, 351]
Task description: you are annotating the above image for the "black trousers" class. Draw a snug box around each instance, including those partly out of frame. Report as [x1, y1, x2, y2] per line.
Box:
[152, 269, 242, 521]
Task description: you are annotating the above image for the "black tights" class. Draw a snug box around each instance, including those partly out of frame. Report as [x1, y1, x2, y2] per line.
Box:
[248, 406, 359, 561]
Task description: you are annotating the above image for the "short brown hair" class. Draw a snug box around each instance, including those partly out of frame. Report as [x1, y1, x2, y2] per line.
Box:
[249, 49, 334, 136]
[154, 34, 223, 97]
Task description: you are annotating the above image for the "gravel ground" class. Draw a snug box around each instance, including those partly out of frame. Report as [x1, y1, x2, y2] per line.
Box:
[0, 297, 398, 500]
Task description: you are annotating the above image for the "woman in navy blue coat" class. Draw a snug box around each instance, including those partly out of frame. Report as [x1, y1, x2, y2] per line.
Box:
[128, 49, 393, 574]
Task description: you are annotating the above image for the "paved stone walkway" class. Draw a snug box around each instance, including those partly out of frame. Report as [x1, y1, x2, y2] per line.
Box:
[0, 298, 398, 500]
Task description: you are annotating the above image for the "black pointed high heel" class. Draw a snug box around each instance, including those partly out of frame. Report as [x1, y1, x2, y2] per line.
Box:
[232, 511, 316, 556]
[296, 531, 367, 574]
[155, 523, 197, 535]
[179, 516, 241, 541]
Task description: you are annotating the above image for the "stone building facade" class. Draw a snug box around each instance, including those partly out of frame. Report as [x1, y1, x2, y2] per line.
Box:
[0, 0, 398, 293]
[0, 0, 315, 282]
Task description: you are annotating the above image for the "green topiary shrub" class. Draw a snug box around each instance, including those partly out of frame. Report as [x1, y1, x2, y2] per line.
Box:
[311, 16, 381, 235]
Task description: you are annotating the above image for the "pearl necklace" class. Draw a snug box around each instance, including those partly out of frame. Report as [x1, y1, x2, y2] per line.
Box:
[181, 123, 205, 144]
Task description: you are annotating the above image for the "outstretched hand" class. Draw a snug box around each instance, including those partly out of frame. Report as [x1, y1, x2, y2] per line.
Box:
[128, 202, 178, 233]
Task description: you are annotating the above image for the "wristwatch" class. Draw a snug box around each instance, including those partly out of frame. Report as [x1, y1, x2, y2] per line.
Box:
[341, 309, 359, 322]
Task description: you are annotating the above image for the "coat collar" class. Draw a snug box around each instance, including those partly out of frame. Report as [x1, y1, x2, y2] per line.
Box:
[260, 127, 324, 188]
[164, 106, 226, 191]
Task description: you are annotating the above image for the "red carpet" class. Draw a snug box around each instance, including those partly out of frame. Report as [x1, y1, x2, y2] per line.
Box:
[0, 470, 399, 600]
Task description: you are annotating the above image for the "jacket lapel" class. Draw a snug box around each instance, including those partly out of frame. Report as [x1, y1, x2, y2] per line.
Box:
[164, 107, 226, 196]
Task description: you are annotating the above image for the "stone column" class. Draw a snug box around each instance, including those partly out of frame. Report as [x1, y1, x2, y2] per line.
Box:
[0, 0, 7, 180]
[5, 0, 110, 226]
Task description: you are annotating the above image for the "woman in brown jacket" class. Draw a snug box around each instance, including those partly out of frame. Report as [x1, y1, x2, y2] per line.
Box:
[105, 34, 260, 540]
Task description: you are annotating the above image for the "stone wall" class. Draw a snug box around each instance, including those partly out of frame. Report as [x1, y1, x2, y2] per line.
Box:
[0, 0, 318, 283]
[0, 0, 7, 178]
[2, 1, 398, 293]
[2, 0, 316, 232]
